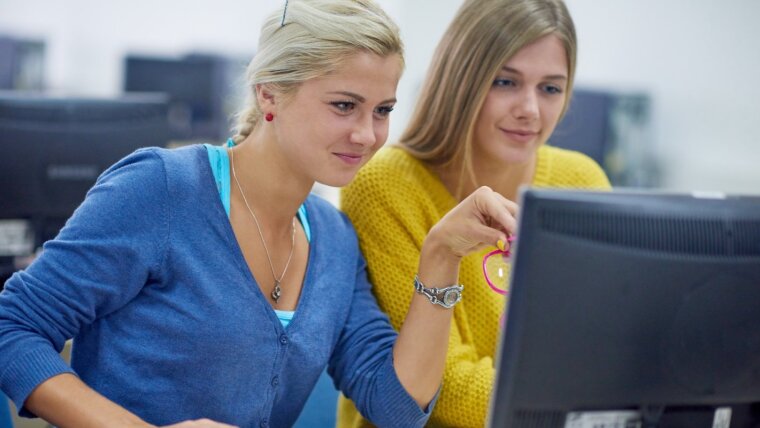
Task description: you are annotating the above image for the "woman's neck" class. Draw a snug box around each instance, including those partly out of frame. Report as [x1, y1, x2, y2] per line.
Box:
[436, 153, 536, 202]
[230, 129, 313, 230]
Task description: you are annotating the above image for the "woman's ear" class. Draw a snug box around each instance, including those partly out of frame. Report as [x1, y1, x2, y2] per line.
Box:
[255, 84, 277, 113]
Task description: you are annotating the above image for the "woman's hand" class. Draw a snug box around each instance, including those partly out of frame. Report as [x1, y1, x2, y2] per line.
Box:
[393, 186, 518, 407]
[24, 373, 239, 428]
[426, 186, 518, 259]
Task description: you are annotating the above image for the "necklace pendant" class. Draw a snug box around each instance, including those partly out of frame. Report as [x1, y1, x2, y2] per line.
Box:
[271, 280, 282, 303]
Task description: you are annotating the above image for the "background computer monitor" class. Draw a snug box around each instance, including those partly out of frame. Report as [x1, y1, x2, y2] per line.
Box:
[0, 35, 45, 91]
[123, 53, 244, 143]
[549, 88, 659, 188]
[488, 189, 760, 428]
[0, 92, 169, 283]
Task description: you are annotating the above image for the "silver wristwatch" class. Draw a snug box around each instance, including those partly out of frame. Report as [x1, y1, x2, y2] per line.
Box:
[413, 275, 463, 309]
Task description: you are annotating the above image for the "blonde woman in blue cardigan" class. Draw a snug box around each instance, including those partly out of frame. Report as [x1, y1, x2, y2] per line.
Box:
[0, 1, 518, 427]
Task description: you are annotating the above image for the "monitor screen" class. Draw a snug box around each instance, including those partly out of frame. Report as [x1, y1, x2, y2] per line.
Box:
[548, 88, 657, 188]
[0, 92, 169, 281]
[488, 189, 760, 428]
[548, 88, 613, 166]
[124, 54, 237, 142]
[0, 35, 45, 91]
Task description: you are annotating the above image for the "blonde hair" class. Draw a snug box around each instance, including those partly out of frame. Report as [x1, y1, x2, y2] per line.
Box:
[399, 0, 576, 198]
[232, 0, 404, 144]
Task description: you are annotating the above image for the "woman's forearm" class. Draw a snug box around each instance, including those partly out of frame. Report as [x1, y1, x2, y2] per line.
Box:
[392, 187, 515, 408]
[25, 373, 151, 428]
[392, 234, 461, 407]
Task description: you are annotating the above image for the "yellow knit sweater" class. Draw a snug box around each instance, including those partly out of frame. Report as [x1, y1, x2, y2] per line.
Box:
[337, 145, 611, 428]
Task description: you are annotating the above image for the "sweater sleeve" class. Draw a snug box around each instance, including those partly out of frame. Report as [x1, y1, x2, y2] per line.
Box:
[0, 149, 169, 413]
[328, 228, 433, 428]
[337, 154, 494, 428]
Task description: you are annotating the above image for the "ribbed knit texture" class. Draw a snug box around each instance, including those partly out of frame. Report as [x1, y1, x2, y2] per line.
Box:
[0, 145, 433, 428]
[337, 145, 611, 428]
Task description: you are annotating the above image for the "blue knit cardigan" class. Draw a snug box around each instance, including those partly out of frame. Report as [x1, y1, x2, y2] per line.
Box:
[0, 145, 433, 428]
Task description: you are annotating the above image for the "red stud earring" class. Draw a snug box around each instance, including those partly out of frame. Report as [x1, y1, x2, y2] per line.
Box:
[265, 113, 274, 122]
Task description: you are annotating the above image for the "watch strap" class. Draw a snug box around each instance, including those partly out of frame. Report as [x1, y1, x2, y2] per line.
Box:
[413, 275, 463, 309]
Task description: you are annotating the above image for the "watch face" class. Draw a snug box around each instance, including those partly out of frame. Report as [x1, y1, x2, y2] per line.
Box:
[443, 289, 460, 306]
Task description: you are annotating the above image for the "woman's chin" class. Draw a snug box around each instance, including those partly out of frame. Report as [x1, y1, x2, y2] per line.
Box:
[317, 174, 356, 189]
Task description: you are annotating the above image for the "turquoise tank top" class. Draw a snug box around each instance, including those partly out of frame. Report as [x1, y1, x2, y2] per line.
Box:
[204, 139, 311, 328]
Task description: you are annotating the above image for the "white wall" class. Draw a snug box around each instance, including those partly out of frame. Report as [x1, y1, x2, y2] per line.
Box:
[1, 0, 758, 194]
[567, 0, 760, 193]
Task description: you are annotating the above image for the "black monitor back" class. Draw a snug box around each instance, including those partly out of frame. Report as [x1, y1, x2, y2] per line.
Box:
[488, 189, 760, 428]
[0, 92, 169, 277]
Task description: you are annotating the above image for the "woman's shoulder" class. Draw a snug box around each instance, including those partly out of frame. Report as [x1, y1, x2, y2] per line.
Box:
[97, 146, 167, 185]
[97, 144, 215, 206]
[104, 144, 204, 176]
[306, 193, 353, 229]
[537, 145, 611, 188]
[346, 146, 439, 196]
[151, 143, 207, 170]
[305, 193, 363, 252]
[360, 146, 425, 175]
[540, 144, 599, 166]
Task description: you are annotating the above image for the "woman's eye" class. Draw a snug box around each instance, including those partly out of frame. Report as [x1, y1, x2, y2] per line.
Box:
[332, 101, 355, 112]
[374, 105, 394, 118]
[493, 78, 516, 87]
[543, 84, 564, 95]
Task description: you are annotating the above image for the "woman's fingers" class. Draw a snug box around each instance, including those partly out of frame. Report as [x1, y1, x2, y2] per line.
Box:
[497, 191, 519, 219]
[471, 186, 518, 237]
[466, 222, 508, 253]
[427, 186, 520, 258]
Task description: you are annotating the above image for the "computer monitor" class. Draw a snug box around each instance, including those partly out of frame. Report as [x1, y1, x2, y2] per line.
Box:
[0, 92, 169, 283]
[0, 35, 45, 91]
[123, 54, 243, 143]
[549, 88, 659, 188]
[488, 189, 760, 428]
[549, 89, 613, 166]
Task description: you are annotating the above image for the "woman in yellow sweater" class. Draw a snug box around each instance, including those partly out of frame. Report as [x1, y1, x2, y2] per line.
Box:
[338, 0, 611, 426]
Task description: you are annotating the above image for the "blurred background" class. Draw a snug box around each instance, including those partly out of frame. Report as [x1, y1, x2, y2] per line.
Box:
[1, 0, 758, 193]
[1, 0, 759, 426]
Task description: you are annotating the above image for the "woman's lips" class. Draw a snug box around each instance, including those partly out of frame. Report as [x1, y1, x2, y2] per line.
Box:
[500, 128, 538, 144]
[334, 152, 363, 165]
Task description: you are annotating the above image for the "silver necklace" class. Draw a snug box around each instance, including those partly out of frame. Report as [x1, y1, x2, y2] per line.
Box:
[230, 148, 295, 304]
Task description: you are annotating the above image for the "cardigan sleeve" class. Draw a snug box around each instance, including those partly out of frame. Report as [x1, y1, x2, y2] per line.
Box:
[0, 149, 170, 413]
[337, 155, 494, 428]
[327, 235, 434, 428]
